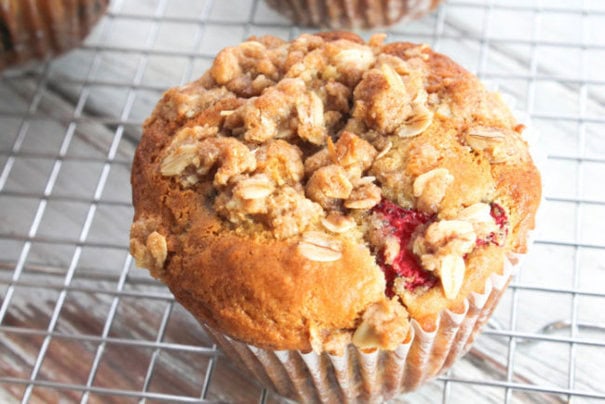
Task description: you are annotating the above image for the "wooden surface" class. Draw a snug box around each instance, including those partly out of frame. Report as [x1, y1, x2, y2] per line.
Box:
[1, 0, 605, 403]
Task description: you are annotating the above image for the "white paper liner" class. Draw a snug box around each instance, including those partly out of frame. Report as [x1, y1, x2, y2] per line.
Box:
[264, 0, 439, 29]
[203, 252, 520, 403]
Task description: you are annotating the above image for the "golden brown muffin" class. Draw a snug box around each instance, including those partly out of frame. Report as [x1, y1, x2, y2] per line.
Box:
[130, 32, 541, 355]
[0, 0, 109, 70]
[265, 0, 443, 29]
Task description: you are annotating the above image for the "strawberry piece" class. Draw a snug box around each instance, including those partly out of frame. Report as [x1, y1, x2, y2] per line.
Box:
[372, 200, 437, 296]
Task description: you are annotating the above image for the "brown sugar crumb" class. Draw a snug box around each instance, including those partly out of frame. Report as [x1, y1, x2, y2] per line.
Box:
[306, 164, 353, 209]
[130, 218, 167, 278]
[158, 33, 443, 240]
[352, 298, 410, 351]
[254, 140, 304, 186]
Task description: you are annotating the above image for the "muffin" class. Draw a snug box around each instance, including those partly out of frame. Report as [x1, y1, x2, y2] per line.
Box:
[264, 0, 443, 29]
[130, 32, 541, 402]
[0, 0, 109, 70]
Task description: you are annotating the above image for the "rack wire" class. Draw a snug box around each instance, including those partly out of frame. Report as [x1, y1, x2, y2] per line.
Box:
[0, 0, 604, 402]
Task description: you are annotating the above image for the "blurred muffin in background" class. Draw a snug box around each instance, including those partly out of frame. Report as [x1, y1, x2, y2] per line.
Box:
[265, 0, 442, 29]
[0, 0, 109, 70]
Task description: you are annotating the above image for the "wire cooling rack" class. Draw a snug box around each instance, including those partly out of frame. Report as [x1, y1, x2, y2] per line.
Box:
[1, 0, 604, 402]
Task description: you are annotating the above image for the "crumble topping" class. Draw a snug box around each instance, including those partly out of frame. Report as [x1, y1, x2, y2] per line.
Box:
[255, 139, 304, 186]
[306, 164, 353, 209]
[413, 167, 454, 213]
[457, 203, 501, 244]
[130, 218, 167, 278]
[412, 220, 477, 299]
[320, 211, 356, 234]
[297, 231, 343, 262]
[159, 34, 434, 240]
[352, 298, 410, 351]
[465, 126, 529, 164]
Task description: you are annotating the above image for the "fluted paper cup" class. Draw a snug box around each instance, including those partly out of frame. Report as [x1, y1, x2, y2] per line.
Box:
[264, 0, 443, 29]
[202, 253, 520, 403]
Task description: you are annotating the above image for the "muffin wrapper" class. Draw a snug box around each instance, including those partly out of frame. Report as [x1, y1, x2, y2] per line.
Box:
[264, 0, 442, 29]
[203, 252, 521, 403]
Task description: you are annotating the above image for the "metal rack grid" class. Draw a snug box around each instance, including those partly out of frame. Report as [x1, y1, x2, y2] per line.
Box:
[0, 0, 604, 402]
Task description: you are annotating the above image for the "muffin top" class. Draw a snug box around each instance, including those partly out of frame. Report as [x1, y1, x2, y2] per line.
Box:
[130, 32, 541, 353]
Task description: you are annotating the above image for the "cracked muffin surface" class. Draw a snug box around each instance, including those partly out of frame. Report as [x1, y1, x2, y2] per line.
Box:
[130, 32, 541, 354]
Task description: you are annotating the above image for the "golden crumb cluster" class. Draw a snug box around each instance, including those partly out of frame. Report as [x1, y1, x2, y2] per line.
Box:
[130, 32, 541, 353]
